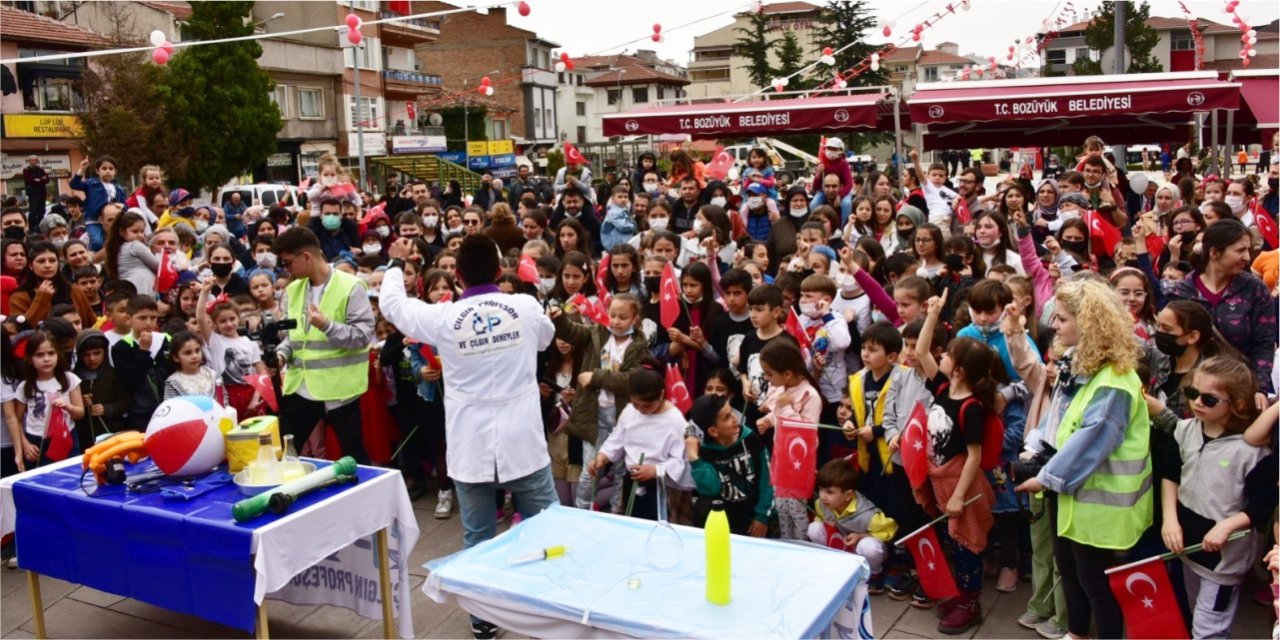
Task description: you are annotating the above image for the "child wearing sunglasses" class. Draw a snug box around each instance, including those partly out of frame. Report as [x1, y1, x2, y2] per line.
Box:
[1149, 356, 1273, 638]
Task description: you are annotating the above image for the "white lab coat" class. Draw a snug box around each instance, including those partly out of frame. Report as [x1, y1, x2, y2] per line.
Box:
[380, 268, 555, 483]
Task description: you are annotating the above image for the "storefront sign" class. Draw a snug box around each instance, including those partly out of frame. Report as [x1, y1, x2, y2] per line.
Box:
[391, 135, 446, 154]
[436, 151, 467, 165]
[490, 154, 516, 168]
[3, 114, 83, 138]
[1, 154, 72, 180]
[467, 156, 490, 170]
[266, 153, 294, 167]
[487, 140, 514, 155]
[347, 132, 387, 156]
[466, 141, 489, 157]
[601, 94, 883, 138]
[910, 83, 1240, 125]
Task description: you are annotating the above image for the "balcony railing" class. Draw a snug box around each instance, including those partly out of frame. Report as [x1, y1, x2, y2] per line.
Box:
[383, 69, 443, 85]
[378, 9, 440, 31]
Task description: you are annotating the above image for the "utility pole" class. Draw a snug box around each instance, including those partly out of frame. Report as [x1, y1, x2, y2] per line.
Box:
[1113, 1, 1127, 169]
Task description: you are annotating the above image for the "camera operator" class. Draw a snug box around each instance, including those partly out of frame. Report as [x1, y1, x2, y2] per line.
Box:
[1014, 278, 1151, 640]
[272, 224, 375, 464]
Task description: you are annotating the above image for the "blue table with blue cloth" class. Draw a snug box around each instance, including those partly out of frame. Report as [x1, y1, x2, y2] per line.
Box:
[424, 505, 874, 638]
[0, 458, 419, 639]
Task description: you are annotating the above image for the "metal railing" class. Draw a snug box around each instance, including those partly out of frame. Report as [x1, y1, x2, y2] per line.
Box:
[377, 9, 440, 31]
[382, 69, 443, 85]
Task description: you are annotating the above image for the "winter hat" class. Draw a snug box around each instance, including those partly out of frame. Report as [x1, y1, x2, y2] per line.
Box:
[169, 188, 193, 207]
[1059, 192, 1090, 209]
[688, 394, 728, 436]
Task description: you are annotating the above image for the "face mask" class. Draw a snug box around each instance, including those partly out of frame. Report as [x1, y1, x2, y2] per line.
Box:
[644, 276, 661, 293]
[609, 326, 635, 337]
[643, 181, 659, 192]
[709, 196, 727, 208]
[799, 302, 822, 319]
[537, 277, 555, 296]
[683, 294, 702, 306]
[177, 206, 196, 218]
[1153, 331, 1187, 357]
[648, 217, 669, 232]
[839, 273, 862, 296]
[693, 219, 706, 233]
[974, 320, 1000, 336]
[1062, 239, 1088, 255]
[322, 214, 341, 231]
[942, 253, 965, 272]
[1179, 231, 1198, 248]
[51, 236, 68, 248]
[789, 207, 807, 218]
[210, 262, 233, 278]
[375, 226, 391, 238]
[825, 150, 842, 161]
[256, 253, 276, 268]
[3, 226, 24, 241]
[975, 235, 999, 249]
[748, 197, 763, 209]
[422, 215, 439, 229]
[1225, 195, 1245, 213]
[363, 243, 382, 255]
[195, 220, 209, 233]
[897, 228, 914, 242]
[1084, 178, 1102, 189]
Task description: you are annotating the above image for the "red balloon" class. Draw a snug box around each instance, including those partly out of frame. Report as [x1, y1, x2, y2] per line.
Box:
[481, 76, 491, 86]
[517, 1, 531, 16]
[882, 25, 892, 37]
[912, 32, 920, 42]
[651, 33, 662, 43]
[161, 41, 175, 55]
[152, 48, 170, 65]
[822, 47, 833, 56]
[347, 28, 362, 45]
[345, 13, 361, 29]
[913, 23, 923, 32]
[565, 60, 575, 71]
[653, 23, 662, 33]
[560, 51, 570, 62]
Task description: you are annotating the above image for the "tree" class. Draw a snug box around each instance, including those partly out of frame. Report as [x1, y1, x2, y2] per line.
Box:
[808, 0, 887, 88]
[75, 3, 185, 184]
[772, 31, 810, 91]
[158, 1, 281, 191]
[733, 9, 778, 90]
[1072, 0, 1162, 75]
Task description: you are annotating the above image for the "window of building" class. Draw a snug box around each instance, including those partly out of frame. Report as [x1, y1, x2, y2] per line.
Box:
[1171, 30, 1194, 51]
[298, 88, 323, 119]
[893, 64, 908, 73]
[343, 0, 376, 10]
[348, 95, 380, 129]
[923, 66, 939, 81]
[22, 76, 82, 112]
[344, 37, 380, 70]
[576, 101, 586, 116]
[1046, 49, 1067, 65]
[1074, 48, 1090, 62]
[657, 87, 665, 100]
[271, 85, 289, 118]
[533, 107, 542, 132]
[543, 104, 553, 132]
[632, 87, 649, 104]
[577, 126, 586, 144]
[607, 88, 621, 105]
[689, 68, 730, 82]
[492, 119, 508, 139]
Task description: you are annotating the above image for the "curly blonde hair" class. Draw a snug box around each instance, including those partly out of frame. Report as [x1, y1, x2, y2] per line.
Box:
[1054, 278, 1141, 377]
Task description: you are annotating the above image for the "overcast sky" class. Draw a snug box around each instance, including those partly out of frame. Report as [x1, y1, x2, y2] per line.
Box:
[498, 0, 1279, 64]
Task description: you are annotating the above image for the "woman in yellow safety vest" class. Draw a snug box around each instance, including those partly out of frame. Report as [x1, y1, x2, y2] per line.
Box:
[1015, 278, 1150, 640]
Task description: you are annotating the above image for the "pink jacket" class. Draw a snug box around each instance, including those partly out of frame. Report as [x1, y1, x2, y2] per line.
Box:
[1017, 232, 1055, 317]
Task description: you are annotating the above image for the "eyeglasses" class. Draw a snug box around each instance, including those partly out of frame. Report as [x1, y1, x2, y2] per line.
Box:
[464, 219, 481, 226]
[957, 178, 976, 184]
[1183, 387, 1223, 408]
[1172, 219, 1196, 229]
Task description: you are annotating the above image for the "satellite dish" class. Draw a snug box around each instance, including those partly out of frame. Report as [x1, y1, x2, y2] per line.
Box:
[427, 112, 443, 126]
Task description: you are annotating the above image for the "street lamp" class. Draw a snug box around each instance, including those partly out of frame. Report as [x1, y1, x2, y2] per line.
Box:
[461, 69, 500, 146]
[253, 12, 285, 31]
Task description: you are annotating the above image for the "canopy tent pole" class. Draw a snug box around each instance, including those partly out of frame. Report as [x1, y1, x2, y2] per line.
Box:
[1225, 108, 1235, 177]
[1211, 109, 1220, 175]
[893, 90, 904, 180]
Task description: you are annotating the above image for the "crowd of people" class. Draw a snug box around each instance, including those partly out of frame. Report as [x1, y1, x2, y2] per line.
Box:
[1, 133, 1278, 639]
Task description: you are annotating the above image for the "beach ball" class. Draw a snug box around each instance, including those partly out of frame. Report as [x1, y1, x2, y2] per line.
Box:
[145, 396, 227, 476]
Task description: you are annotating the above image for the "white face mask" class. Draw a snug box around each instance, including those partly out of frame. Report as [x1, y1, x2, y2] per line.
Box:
[799, 302, 822, 319]
[825, 149, 842, 160]
[256, 253, 276, 268]
[363, 243, 382, 255]
[1225, 195, 1246, 213]
[839, 273, 862, 296]
[643, 181, 660, 192]
[648, 217, 669, 232]
[709, 196, 727, 207]
[195, 220, 209, 233]
[789, 207, 807, 218]
[423, 215, 439, 229]
[375, 226, 391, 237]
[693, 219, 706, 233]
[748, 197, 763, 208]
[537, 277, 555, 296]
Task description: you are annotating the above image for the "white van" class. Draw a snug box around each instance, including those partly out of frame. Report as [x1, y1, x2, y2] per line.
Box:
[215, 184, 303, 213]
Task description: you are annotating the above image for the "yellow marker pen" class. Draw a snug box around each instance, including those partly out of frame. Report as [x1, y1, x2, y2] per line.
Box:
[507, 545, 569, 566]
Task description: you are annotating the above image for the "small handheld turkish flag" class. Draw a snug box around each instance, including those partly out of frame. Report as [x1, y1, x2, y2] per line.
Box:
[783, 308, 814, 366]
[665, 364, 692, 413]
[44, 398, 73, 462]
[595, 253, 612, 307]
[902, 526, 960, 601]
[770, 416, 818, 500]
[954, 196, 972, 226]
[1107, 557, 1189, 639]
[246, 373, 279, 412]
[563, 142, 587, 166]
[568, 293, 610, 327]
[1084, 209, 1122, 256]
[659, 262, 681, 329]
[705, 146, 735, 181]
[155, 250, 178, 294]
[517, 255, 539, 284]
[900, 401, 930, 489]
[1253, 202, 1279, 248]
[822, 522, 847, 550]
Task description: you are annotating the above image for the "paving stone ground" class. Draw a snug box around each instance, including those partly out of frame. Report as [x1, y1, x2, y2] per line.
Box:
[3, 491, 1275, 638]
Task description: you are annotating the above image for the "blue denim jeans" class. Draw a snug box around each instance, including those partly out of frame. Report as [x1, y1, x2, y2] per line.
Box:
[810, 192, 854, 226]
[85, 222, 105, 252]
[453, 465, 559, 549]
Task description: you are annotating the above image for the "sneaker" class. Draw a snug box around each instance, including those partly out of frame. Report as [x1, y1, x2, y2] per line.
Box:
[1017, 612, 1047, 629]
[867, 573, 885, 595]
[996, 567, 1018, 593]
[434, 489, 454, 519]
[510, 512, 523, 526]
[937, 592, 982, 635]
[4, 556, 17, 570]
[886, 574, 917, 601]
[470, 619, 499, 639]
[1034, 619, 1067, 639]
[910, 582, 936, 609]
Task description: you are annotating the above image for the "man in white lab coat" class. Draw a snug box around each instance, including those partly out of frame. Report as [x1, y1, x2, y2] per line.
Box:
[381, 233, 558, 639]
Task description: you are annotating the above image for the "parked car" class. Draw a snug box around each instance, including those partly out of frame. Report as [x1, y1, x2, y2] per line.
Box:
[215, 184, 302, 214]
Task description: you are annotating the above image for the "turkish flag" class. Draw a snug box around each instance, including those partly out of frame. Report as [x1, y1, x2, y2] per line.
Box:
[417, 343, 442, 370]
[439, 290, 452, 303]
[705, 146, 735, 181]
[903, 526, 961, 601]
[44, 400, 73, 462]
[1253, 203, 1279, 248]
[659, 261, 681, 329]
[1108, 558, 1189, 639]
[822, 522, 848, 550]
[899, 401, 930, 489]
[406, 100, 416, 122]
[783, 308, 814, 362]
[1084, 209, 1122, 256]
[563, 142, 587, 166]
[595, 253, 612, 306]
[770, 416, 818, 500]
[245, 373, 279, 412]
[665, 364, 692, 413]
[954, 196, 972, 225]
[155, 250, 178, 294]
[568, 293, 610, 327]
[1144, 235, 1166, 259]
[517, 255, 539, 284]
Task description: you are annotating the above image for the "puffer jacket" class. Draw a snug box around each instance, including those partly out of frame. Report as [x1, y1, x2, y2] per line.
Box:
[552, 313, 649, 446]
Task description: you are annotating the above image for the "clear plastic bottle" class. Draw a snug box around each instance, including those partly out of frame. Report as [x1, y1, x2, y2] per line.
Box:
[252, 432, 281, 484]
[705, 499, 731, 605]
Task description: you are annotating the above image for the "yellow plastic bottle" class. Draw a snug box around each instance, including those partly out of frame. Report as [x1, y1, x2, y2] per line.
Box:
[705, 499, 731, 605]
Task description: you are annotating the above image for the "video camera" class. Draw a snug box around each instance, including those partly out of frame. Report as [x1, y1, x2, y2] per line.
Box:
[242, 319, 297, 368]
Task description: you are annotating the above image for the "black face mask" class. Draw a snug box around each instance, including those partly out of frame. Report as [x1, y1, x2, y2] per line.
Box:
[210, 262, 234, 278]
[1179, 231, 1198, 248]
[1270, 178, 1279, 192]
[942, 253, 965, 272]
[644, 276, 661, 293]
[3, 226, 25, 241]
[1153, 331, 1187, 357]
[1062, 239, 1088, 256]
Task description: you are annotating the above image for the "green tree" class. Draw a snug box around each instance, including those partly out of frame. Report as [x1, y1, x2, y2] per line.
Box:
[772, 30, 810, 90]
[1072, 1, 1162, 75]
[808, 0, 887, 88]
[733, 9, 778, 90]
[159, 1, 281, 191]
[75, 3, 185, 183]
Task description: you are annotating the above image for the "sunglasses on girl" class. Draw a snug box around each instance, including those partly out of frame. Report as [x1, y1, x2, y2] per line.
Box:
[1183, 387, 1223, 408]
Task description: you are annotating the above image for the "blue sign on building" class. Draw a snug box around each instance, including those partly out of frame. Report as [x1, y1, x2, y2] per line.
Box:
[467, 156, 491, 171]
[436, 151, 467, 165]
[490, 154, 516, 168]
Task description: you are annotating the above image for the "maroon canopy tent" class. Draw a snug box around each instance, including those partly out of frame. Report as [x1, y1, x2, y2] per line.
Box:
[601, 91, 894, 138]
[1225, 69, 1278, 149]
[906, 71, 1241, 149]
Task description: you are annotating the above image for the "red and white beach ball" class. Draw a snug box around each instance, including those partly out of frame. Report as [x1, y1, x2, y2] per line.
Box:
[145, 396, 226, 476]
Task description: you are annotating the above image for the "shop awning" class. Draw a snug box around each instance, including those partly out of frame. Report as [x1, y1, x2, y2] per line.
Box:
[601, 92, 890, 138]
[1228, 69, 1278, 148]
[907, 71, 1240, 149]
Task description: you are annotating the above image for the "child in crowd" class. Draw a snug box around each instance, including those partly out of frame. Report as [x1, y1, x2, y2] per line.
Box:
[163, 330, 217, 400]
[600, 185, 636, 252]
[738, 285, 794, 435]
[807, 457, 897, 580]
[196, 279, 267, 418]
[800, 274, 851, 428]
[69, 156, 125, 251]
[111, 295, 169, 429]
[15, 332, 85, 466]
[756, 339, 822, 539]
[72, 329, 129, 448]
[686, 393, 771, 535]
[403, 270, 455, 513]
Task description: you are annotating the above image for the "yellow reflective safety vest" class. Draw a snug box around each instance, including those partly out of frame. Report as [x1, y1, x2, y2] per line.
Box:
[1054, 364, 1152, 550]
[281, 270, 369, 401]
[849, 367, 901, 475]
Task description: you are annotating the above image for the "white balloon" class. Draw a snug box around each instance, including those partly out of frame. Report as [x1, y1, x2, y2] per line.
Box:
[726, 167, 740, 181]
[1128, 172, 1149, 195]
[871, 61, 880, 71]
[150, 30, 167, 47]
[555, 61, 566, 73]
[484, 86, 495, 96]
[1249, 48, 1257, 57]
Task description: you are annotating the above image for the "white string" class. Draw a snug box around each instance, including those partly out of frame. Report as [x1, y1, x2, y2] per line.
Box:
[0, 1, 519, 65]
[583, 2, 756, 58]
